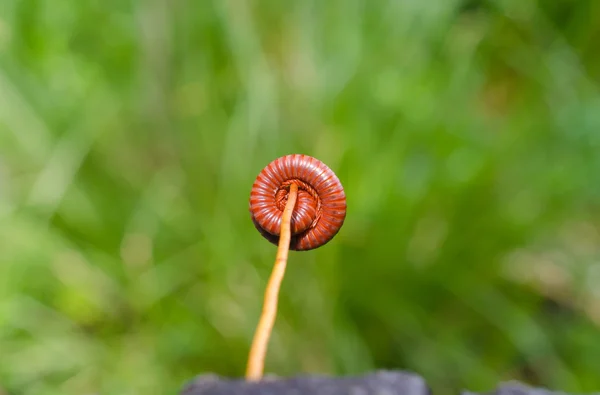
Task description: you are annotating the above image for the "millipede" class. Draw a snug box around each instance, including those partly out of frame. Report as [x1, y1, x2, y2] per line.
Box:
[249, 154, 347, 251]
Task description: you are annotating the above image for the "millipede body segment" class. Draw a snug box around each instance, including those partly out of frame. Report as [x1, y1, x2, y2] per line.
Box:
[249, 154, 346, 251]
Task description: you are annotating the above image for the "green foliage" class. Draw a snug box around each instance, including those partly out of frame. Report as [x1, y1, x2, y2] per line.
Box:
[1, 0, 600, 394]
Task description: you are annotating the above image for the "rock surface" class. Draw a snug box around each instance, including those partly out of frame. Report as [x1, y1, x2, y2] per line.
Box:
[181, 371, 600, 395]
[478, 381, 599, 395]
[181, 370, 429, 395]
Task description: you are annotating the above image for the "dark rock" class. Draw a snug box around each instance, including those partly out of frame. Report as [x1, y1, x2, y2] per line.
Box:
[491, 382, 599, 395]
[462, 381, 600, 395]
[181, 370, 430, 395]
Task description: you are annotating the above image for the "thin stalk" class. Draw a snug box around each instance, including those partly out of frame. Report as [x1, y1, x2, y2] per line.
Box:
[245, 183, 298, 381]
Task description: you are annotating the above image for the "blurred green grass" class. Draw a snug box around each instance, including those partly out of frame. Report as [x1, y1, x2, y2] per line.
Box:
[1, 0, 600, 394]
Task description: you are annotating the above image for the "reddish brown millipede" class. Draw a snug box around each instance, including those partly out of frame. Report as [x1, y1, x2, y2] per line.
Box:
[245, 154, 346, 380]
[249, 154, 347, 251]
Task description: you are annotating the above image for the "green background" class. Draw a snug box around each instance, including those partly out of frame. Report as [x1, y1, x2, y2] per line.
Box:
[1, 0, 600, 394]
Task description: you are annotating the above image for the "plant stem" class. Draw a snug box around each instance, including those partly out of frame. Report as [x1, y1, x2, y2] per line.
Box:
[245, 183, 298, 381]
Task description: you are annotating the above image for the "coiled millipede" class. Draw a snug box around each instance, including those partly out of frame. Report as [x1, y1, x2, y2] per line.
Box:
[245, 154, 347, 380]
